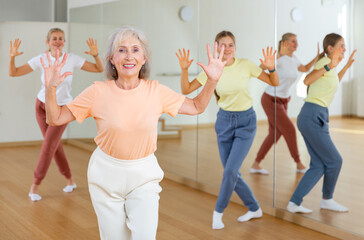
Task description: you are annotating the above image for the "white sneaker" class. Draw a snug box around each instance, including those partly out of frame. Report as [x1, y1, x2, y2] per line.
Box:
[250, 168, 269, 175]
[212, 211, 224, 230]
[63, 184, 77, 193]
[29, 193, 42, 201]
[320, 199, 348, 212]
[237, 208, 263, 222]
[296, 168, 308, 174]
[286, 201, 312, 213]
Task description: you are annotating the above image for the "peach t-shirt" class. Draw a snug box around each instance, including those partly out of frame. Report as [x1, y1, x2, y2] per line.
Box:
[67, 79, 186, 160]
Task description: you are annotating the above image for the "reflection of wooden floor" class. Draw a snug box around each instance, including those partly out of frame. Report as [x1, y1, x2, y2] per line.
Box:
[275, 117, 364, 237]
[0, 145, 339, 240]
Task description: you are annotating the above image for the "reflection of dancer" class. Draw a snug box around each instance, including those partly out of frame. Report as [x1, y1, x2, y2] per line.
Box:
[252, 33, 320, 175]
[8, 28, 104, 201]
[176, 31, 279, 229]
[287, 33, 356, 213]
[43, 26, 228, 239]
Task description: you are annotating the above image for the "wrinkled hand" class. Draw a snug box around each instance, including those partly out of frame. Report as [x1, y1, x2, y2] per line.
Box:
[84, 38, 99, 57]
[260, 46, 276, 71]
[197, 42, 231, 83]
[9, 39, 24, 57]
[40, 50, 72, 89]
[345, 49, 356, 69]
[176, 48, 193, 70]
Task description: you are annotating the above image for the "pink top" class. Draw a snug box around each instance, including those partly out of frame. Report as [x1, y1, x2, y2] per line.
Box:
[67, 79, 186, 159]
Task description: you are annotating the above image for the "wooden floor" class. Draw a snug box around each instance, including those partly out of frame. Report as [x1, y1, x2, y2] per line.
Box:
[0, 145, 340, 240]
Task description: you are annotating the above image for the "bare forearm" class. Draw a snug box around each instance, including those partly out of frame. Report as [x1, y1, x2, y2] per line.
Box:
[192, 80, 217, 114]
[94, 55, 104, 72]
[303, 56, 318, 72]
[269, 71, 279, 86]
[180, 69, 192, 94]
[304, 68, 327, 86]
[9, 57, 17, 76]
[338, 65, 350, 82]
[45, 87, 63, 125]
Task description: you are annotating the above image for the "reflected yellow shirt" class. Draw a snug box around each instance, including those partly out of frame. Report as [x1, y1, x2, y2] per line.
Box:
[196, 58, 262, 111]
[305, 56, 339, 107]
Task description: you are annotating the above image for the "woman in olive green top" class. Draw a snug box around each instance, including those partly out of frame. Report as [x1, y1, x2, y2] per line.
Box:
[287, 33, 356, 214]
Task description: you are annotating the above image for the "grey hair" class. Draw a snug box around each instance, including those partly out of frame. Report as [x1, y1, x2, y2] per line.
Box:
[104, 26, 151, 80]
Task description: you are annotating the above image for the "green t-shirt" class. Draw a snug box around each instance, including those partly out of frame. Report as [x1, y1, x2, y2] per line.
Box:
[305, 56, 339, 107]
[197, 58, 262, 111]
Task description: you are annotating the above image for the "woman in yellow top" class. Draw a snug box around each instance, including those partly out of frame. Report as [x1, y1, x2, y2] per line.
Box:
[176, 30, 279, 229]
[287, 33, 356, 214]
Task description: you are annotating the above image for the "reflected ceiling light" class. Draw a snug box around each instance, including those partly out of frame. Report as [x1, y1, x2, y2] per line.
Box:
[179, 6, 193, 22]
[290, 7, 304, 22]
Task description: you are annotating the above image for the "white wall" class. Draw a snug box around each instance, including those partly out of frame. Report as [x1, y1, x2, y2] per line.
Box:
[354, 0, 364, 116]
[0, 0, 54, 22]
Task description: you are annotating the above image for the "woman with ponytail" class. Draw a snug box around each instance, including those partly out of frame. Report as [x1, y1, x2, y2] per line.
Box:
[9, 28, 104, 201]
[287, 33, 356, 213]
[176, 30, 279, 229]
[251, 33, 319, 174]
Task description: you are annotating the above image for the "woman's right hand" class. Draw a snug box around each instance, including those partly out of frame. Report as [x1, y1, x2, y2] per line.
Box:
[40, 50, 72, 89]
[176, 48, 193, 70]
[9, 39, 24, 57]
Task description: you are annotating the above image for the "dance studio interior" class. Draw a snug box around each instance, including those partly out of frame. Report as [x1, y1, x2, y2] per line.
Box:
[1, 0, 364, 239]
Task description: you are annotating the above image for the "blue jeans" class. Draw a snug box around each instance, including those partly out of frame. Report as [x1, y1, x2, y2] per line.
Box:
[214, 107, 260, 213]
[290, 102, 343, 205]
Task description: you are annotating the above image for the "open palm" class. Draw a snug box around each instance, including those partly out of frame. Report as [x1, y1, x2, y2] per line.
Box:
[176, 48, 193, 70]
[84, 38, 99, 57]
[40, 50, 72, 89]
[9, 39, 24, 57]
[197, 42, 231, 83]
[260, 46, 276, 71]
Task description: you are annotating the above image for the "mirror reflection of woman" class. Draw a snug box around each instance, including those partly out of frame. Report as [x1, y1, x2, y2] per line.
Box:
[251, 33, 320, 175]
[176, 31, 279, 229]
[287, 33, 356, 214]
[8, 28, 104, 201]
[42, 26, 228, 239]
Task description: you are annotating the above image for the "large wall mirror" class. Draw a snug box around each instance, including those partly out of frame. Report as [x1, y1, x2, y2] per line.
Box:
[275, 0, 364, 238]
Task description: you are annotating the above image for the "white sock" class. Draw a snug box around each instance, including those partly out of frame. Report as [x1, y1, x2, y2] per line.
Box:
[320, 199, 348, 212]
[212, 211, 224, 229]
[63, 184, 77, 193]
[29, 193, 42, 201]
[237, 208, 263, 222]
[286, 201, 312, 213]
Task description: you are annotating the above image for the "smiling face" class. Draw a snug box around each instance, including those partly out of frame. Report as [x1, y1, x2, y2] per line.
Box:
[110, 36, 146, 80]
[217, 36, 236, 61]
[47, 31, 65, 53]
[284, 35, 298, 53]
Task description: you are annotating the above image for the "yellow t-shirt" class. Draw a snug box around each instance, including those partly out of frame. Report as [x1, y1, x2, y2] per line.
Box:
[196, 58, 262, 111]
[67, 79, 186, 160]
[305, 56, 339, 107]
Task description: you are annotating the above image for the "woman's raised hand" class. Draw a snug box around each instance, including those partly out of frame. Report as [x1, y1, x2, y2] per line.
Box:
[197, 42, 231, 83]
[40, 50, 72, 89]
[84, 38, 99, 57]
[345, 49, 356, 69]
[176, 48, 193, 70]
[9, 39, 24, 57]
[260, 46, 276, 71]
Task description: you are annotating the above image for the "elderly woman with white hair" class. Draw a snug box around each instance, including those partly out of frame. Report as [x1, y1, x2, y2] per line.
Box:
[41, 26, 230, 240]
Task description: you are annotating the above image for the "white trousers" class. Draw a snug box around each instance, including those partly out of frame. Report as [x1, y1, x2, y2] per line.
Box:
[88, 147, 164, 240]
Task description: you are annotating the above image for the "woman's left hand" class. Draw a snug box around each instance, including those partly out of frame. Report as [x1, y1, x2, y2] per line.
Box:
[41, 50, 72, 89]
[197, 42, 231, 83]
[260, 46, 276, 71]
[84, 38, 99, 57]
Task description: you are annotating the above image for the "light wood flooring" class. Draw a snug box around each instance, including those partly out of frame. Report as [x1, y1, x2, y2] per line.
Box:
[0, 144, 340, 240]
